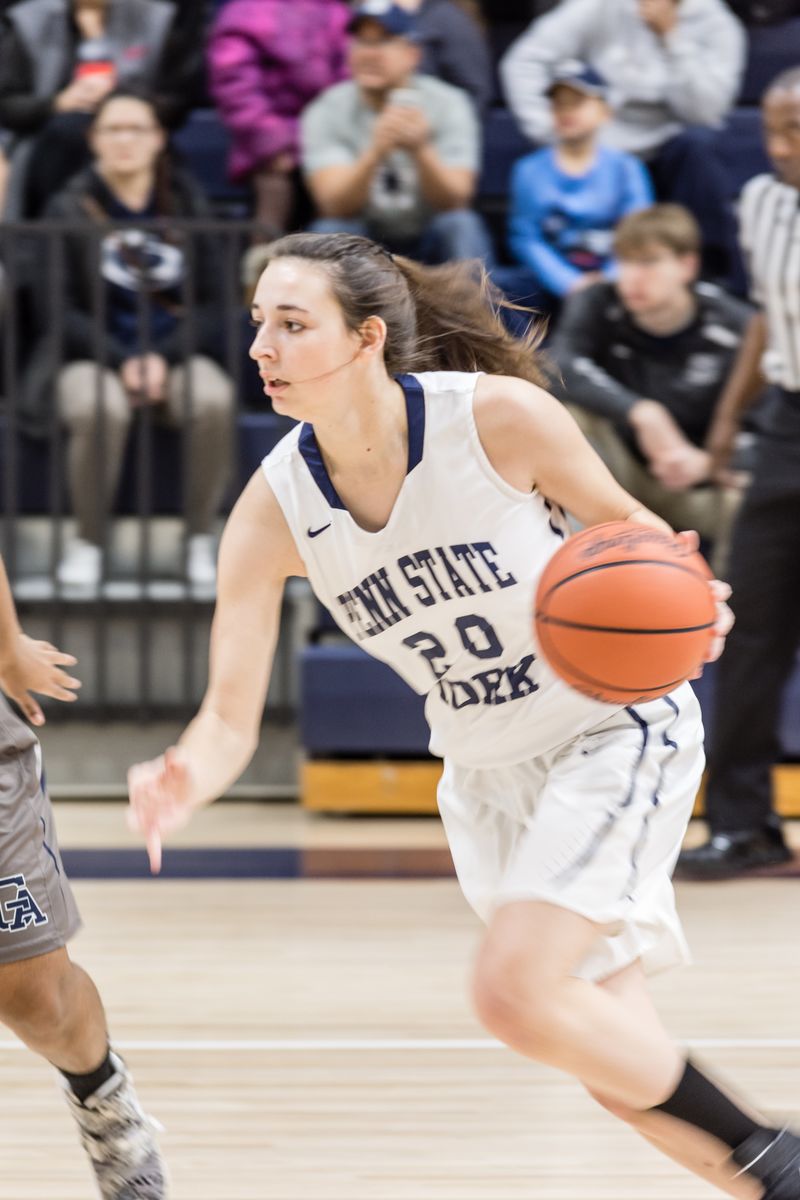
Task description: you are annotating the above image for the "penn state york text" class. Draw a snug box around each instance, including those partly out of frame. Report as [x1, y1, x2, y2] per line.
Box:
[335, 541, 538, 710]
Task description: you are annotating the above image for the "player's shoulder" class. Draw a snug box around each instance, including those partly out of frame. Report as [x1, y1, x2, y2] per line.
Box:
[473, 373, 560, 436]
[260, 422, 303, 474]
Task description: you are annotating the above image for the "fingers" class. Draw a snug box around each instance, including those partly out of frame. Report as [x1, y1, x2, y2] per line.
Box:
[709, 578, 732, 603]
[676, 529, 700, 551]
[127, 749, 188, 874]
[145, 823, 162, 876]
[37, 671, 81, 702]
[15, 692, 45, 727]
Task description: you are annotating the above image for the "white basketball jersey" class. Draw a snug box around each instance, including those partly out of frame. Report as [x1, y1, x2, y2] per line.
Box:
[262, 371, 621, 768]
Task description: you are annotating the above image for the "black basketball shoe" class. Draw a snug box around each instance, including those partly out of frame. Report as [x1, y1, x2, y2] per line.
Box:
[732, 1128, 800, 1198]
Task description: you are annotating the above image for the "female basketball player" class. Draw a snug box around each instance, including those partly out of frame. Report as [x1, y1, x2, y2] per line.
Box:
[0, 555, 165, 1199]
[128, 233, 797, 1199]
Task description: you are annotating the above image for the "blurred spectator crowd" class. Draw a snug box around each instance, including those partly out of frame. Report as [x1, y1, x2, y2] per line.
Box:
[0, 0, 798, 592]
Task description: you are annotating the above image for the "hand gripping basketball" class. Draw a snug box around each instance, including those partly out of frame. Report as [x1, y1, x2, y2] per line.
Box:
[534, 522, 726, 705]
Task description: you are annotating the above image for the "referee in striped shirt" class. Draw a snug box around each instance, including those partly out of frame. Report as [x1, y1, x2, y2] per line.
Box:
[678, 66, 800, 879]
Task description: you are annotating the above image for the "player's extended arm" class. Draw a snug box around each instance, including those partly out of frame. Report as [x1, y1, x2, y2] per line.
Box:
[127, 471, 306, 872]
[474, 375, 733, 662]
[0, 555, 80, 724]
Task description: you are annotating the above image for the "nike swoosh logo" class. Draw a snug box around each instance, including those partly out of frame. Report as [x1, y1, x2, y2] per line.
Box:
[307, 523, 332, 538]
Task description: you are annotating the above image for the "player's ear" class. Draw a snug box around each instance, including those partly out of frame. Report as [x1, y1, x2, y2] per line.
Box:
[358, 315, 388, 358]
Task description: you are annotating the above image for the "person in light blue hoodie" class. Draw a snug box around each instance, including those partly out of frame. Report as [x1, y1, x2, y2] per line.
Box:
[496, 64, 653, 314]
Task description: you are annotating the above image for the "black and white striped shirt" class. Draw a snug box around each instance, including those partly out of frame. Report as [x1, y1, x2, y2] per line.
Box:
[740, 173, 800, 391]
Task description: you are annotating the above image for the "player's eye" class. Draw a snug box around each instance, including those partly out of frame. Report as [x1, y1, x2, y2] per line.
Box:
[284, 321, 305, 333]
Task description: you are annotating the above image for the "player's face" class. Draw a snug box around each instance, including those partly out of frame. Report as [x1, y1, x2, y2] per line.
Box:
[550, 87, 608, 142]
[762, 87, 800, 189]
[616, 244, 697, 314]
[248, 258, 364, 411]
[348, 20, 420, 93]
[90, 97, 165, 176]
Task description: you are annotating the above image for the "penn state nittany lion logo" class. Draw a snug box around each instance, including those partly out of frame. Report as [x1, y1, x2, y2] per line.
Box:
[0, 875, 47, 932]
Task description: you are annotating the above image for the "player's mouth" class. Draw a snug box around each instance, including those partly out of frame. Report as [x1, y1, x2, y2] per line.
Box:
[260, 375, 291, 394]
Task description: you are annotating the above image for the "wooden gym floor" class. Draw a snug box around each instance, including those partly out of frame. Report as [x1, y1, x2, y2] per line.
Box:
[4, 803, 800, 1200]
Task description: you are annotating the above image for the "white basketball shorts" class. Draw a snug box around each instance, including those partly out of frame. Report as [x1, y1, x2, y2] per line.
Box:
[437, 682, 704, 982]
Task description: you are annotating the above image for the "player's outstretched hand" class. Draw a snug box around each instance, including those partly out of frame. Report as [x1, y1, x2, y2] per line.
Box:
[675, 531, 733, 671]
[127, 747, 195, 875]
[0, 633, 81, 726]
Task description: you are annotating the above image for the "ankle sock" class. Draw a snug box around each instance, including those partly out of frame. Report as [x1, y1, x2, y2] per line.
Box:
[652, 1059, 770, 1150]
[60, 1048, 116, 1103]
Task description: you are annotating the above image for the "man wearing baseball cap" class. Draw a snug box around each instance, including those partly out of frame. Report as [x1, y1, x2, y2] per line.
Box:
[300, 0, 493, 263]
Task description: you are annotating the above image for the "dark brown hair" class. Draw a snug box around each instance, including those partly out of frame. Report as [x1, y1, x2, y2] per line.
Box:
[613, 204, 701, 259]
[89, 85, 174, 215]
[258, 232, 546, 385]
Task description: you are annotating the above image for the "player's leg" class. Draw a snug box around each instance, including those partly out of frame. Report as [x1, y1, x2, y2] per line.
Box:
[473, 897, 683, 1106]
[0, 945, 107, 1070]
[0, 729, 166, 1198]
[590, 961, 762, 1199]
[464, 696, 799, 1197]
[473, 899, 796, 1196]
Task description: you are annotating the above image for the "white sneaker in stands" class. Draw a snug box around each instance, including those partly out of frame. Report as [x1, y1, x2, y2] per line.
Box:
[57, 538, 102, 590]
[186, 534, 217, 588]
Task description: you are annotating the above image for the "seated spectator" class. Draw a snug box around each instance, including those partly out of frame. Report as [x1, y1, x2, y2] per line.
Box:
[300, 1, 493, 264]
[550, 205, 751, 572]
[500, 0, 746, 279]
[26, 87, 233, 590]
[207, 0, 351, 239]
[0, 0, 203, 218]
[396, 0, 493, 116]
[495, 63, 653, 315]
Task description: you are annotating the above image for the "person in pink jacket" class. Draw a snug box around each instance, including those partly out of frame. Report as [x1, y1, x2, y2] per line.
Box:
[208, 0, 351, 237]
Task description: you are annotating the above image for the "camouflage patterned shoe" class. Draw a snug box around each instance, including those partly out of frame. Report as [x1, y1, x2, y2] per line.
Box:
[63, 1051, 167, 1199]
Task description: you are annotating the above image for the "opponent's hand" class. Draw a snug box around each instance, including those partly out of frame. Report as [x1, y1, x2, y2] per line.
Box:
[0, 633, 80, 725]
[675, 531, 733, 671]
[127, 746, 195, 875]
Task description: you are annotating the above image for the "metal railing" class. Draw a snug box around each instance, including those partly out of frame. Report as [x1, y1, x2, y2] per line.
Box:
[0, 218, 303, 719]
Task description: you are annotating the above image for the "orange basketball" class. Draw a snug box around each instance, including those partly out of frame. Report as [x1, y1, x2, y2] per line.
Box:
[534, 522, 716, 705]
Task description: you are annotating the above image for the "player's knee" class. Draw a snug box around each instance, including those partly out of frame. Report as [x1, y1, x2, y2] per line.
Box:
[585, 1085, 636, 1123]
[0, 962, 75, 1042]
[471, 941, 562, 1050]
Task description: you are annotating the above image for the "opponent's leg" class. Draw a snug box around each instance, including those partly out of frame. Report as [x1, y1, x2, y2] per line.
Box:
[0, 947, 166, 1199]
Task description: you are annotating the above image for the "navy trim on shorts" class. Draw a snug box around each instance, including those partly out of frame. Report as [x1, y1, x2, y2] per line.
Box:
[621, 700, 681, 898]
[552, 707, 651, 887]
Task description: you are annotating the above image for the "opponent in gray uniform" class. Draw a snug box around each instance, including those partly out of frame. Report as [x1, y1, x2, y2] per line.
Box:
[130, 233, 798, 1198]
[0, 555, 166, 1198]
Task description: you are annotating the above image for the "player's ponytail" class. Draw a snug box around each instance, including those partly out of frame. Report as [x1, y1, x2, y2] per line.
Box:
[392, 254, 546, 386]
[257, 232, 546, 387]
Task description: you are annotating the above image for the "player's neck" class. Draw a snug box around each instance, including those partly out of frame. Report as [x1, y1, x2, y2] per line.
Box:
[314, 375, 409, 480]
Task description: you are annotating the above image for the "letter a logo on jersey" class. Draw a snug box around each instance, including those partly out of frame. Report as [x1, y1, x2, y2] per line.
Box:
[0, 874, 48, 932]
